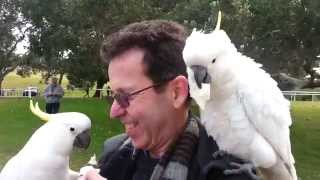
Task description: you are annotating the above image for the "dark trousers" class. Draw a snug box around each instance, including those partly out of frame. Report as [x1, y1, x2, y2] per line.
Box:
[45, 103, 60, 114]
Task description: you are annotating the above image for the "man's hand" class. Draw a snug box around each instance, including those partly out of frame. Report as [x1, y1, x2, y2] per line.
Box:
[79, 167, 106, 180]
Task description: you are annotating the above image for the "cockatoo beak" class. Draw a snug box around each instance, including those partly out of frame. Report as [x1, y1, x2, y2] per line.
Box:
[74, 130, 91, 149]
[191, 65, 211, 88]
[30, 100, 50, 122]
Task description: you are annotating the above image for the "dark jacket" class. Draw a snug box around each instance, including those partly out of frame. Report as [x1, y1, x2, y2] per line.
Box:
[98, 121, 254, 180]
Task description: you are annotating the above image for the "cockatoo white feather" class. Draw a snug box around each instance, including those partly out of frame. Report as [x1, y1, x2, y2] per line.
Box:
[183, 19, 297, 180]
[0, 100, 91, 180]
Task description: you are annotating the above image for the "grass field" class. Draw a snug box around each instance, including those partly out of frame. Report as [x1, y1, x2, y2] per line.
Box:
[0, 98, 320, 180]
[290, 102, 320, 179]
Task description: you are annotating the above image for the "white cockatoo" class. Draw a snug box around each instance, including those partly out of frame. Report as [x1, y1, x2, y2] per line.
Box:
[0, 100, 91, 180]
[183, 11, 297, 180]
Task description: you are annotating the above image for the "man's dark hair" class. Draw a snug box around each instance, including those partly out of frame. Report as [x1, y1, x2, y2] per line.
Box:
[100, 20, 188, 84]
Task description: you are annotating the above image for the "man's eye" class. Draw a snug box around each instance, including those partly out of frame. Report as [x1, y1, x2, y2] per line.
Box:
[115, 93, 129, 100]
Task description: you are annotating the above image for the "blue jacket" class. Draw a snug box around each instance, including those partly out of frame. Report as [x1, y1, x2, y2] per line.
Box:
[43, 84, 64, 103]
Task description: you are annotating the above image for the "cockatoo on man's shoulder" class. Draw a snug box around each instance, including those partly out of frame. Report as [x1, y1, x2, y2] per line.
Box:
[0, 100, 91, 180]
[183, 11, 297, 180]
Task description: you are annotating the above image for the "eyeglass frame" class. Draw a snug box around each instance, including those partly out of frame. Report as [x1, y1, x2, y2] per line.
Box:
[111, 79, 172, 108]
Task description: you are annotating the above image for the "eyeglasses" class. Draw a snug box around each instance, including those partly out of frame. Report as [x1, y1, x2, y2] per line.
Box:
[112, 83, 164, 108]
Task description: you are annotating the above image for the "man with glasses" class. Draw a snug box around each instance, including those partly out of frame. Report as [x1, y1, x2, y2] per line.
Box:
[80, 20, 254, 180]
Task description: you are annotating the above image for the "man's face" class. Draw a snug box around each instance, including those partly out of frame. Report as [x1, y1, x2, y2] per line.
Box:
[51, 78, 58, 85]
[108, 48, 179, 154]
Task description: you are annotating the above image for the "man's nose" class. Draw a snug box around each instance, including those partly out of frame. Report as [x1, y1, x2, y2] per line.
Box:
[110, 100, 126, 118]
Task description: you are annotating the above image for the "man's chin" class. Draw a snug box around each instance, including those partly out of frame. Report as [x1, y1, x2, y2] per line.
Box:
[131, 138, 147, 150]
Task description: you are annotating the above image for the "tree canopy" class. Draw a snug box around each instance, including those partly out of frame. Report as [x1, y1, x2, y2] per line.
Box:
[0, 0, 27, 90]
[4, 0, 319, 92]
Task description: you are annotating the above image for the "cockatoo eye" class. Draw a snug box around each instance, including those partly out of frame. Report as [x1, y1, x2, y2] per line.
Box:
[70, 127, 75, 132]
[212, 58, 216, 63]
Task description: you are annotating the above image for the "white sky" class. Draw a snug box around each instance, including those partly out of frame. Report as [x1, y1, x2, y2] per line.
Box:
[13, 22, 31, 55]
[15, 37, 29, 55]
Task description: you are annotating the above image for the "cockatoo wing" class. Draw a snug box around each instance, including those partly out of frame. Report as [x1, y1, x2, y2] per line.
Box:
[0, 156, 22, 179]
[236, 59, 294, 167]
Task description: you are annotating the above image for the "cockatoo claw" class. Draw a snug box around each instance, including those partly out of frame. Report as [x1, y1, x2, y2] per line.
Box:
[224, 162, 260, 180]
[212, 150, 229, 159]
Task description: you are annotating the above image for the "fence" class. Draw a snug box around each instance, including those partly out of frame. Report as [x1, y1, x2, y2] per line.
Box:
[282, 91, 320, 101]
[0, 88, 34, 98]
[1, 88, 320, 101]
[0, 88, 112, 98]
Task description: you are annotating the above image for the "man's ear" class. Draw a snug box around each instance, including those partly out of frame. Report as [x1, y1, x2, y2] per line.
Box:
[170, 75, 189, 108]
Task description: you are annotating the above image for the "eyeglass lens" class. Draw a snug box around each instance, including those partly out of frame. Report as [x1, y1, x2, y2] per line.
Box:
[113, 93, 130, 108]
[112, 78, 173, 108]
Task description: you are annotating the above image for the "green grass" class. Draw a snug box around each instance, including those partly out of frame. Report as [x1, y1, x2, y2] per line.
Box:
[0, 99, 319, 179]
[290, 102, 320, 179]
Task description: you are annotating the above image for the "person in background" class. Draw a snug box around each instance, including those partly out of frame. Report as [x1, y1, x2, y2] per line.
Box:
[43, 77, 64, 114]
[79, 20, 255, 180]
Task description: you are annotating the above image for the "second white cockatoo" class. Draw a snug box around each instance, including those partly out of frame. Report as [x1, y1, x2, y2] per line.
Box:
[0, 100, 91, 180]
[183, 11, 297, 180]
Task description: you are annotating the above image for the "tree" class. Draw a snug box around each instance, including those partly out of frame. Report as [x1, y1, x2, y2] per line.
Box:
[168, 0, 320, 90]
[19, 0, 320, 92]
[243, 0, 320, 88]
[21, 0, 197, 97]
[21, 0, 79, 84]
[191, 0, 320, 89]
[0, 0, 26, 90]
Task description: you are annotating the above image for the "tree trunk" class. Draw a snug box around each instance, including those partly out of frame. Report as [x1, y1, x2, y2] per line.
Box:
[0, 77, 3, 96]
[93, 78, 106, 98]
[272, 73, 320, 90]
[302, 79, 320, 89]
[58, 73, 64, 85]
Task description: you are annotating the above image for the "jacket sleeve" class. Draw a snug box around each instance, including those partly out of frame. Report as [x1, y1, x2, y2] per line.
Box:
[55, 86, 64, 97]
[98, 134, 137, 179]
[43, 86, 50, 97]
[98, 133, 128, 167]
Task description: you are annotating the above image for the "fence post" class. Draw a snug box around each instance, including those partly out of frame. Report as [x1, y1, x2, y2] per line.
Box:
[28, 89, 31, 98]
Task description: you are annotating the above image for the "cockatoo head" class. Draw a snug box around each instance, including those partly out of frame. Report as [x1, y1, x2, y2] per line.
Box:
[183, 11, 236, 88]
[29, 100, 91, 154]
